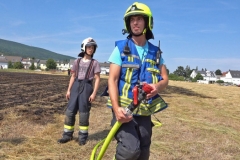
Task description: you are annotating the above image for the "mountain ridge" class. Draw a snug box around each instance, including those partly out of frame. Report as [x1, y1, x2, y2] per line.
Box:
[0, 38, 75, 61]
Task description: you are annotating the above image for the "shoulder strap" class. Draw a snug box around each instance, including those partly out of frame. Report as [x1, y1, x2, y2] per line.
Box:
[76, 58, 82, 77]
[115, 39, 129, 54]
[85, 59, 95, 79]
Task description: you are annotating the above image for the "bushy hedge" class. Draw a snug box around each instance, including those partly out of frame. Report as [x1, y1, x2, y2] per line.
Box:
[216, 80, 224, 83]
[168, 74, 185, 81]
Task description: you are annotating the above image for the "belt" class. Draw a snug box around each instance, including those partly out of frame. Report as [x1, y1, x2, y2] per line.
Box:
[78, 79, 93, 84]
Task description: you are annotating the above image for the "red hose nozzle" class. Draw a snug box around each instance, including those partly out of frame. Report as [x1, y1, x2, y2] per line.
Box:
[142, 83, 153, 94]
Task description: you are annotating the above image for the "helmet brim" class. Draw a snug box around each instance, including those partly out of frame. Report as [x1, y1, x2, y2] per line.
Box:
[85, 42, 97, 47]
[124, 12, 149, 19]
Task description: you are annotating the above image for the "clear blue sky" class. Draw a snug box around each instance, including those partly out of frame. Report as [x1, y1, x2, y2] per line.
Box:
[0, 0, 239, 73]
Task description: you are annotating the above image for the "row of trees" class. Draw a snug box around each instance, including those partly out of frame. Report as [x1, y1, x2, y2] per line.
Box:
[8, 59, 57, 70]
[8, 61, 24, 69]
[167, 65, 223, 82]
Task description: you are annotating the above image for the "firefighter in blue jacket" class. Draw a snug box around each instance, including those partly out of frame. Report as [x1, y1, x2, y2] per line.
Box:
[107, 2, 169, 159]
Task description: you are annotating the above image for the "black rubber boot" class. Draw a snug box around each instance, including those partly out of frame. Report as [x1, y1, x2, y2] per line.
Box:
[78, 132, 88, 146]
[57, 132, 73, 144]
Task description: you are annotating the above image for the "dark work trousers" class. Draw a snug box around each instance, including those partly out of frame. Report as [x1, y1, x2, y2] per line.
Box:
[114, 116, 152, 160]
[63, 78, 93, 137]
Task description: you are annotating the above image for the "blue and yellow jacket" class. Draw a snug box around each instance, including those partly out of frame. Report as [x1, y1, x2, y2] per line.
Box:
[107, 38, 167, 116]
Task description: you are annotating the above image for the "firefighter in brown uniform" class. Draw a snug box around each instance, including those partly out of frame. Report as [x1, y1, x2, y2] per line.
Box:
[58, 37, 101, 145]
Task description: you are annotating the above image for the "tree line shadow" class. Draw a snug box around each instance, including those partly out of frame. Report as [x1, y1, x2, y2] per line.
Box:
[0, 137, 26, 149]
[160, 85, 216, 99]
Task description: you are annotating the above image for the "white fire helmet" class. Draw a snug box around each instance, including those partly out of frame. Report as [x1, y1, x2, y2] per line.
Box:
[78, 37, 97, 57]
[81, 37, 97, 53]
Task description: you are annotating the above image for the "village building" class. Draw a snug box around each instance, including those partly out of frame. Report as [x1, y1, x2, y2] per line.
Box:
[21, 58, 40, 69]
[0, 55, 22, 69]
[1, 54, 239, 83]
[55, 60, 70, 71]
[99, 62, 110, 75]
[220, 70, 240, 85]
[190, 69, 240, 85]
[39, 60, 47, 70]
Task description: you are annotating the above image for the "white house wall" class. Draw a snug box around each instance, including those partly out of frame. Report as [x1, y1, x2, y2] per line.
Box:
[225, 72, 232, 78]
[232, 78, 240, 85]
[190, 71, 197, 78]
[100, 70, 106, 75]
[203, 77, 217, 81]
[197, 80, 209, 84]
[100, 67, 109, 75]
[219, 77, 240, 85]
[34, 62, 38, 67]
[190, 70, 208, 79]
[220, 77, 232, 83]
[0, 63, 8, 69]
[40, 64, 47, 70]
[56, 63, 70, 71]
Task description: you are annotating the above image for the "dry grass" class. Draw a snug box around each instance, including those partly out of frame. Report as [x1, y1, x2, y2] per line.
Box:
[1, 78, 240, 160]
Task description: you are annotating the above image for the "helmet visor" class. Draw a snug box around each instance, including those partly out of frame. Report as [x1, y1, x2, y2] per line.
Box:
[85, 42, 97, 47]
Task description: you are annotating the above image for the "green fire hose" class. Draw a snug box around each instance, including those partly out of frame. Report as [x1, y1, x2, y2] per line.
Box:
[90, 83, 154, 160]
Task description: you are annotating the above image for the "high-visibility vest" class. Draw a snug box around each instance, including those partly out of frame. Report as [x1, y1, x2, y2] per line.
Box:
[107, 39, 167, 116]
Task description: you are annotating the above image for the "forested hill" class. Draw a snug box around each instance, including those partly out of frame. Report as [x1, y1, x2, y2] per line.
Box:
[0, 38, 75, 60]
